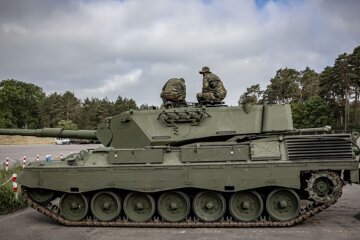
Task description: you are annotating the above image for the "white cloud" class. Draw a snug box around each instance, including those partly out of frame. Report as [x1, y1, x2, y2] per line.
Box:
[83, 69, 142, 97]
[2, 23, 29, 35]
[0, 0, 359, 106]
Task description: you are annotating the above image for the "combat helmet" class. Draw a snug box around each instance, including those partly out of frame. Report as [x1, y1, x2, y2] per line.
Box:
[199, 66, 211, 74]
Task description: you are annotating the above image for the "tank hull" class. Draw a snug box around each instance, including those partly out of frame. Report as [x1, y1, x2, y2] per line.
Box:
[19, 159, 358, 193]
[19, 134, 359, 194]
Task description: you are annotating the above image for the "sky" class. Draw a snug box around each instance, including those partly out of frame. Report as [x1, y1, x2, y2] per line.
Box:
[0, 0, 359, 106]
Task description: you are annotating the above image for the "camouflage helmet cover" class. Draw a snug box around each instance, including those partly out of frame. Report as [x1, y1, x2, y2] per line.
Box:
[199, 66, 211, 74]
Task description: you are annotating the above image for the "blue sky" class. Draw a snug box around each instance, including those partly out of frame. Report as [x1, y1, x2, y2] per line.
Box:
[0, 0, 359, 105]
[256, 0, 271, 8]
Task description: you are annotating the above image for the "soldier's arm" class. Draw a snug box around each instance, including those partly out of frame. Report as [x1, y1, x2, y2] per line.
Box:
[202, 78, 210, 91]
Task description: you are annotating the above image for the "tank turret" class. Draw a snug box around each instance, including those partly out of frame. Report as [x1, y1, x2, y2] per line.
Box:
[96, 104, 295, 148]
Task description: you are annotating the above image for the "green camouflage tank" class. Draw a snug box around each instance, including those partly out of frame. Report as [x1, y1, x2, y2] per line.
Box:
[0, 103, 358, 226]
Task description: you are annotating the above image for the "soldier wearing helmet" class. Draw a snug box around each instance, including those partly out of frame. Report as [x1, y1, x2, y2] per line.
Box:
[160, 78, 186, 103]
[196, 66, 227, 102]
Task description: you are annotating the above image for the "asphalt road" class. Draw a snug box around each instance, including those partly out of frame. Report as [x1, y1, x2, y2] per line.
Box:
[0, 185, 359, 240]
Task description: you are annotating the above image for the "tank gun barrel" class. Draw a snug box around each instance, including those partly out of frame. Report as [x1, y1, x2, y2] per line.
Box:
[0, 128, 97, 139]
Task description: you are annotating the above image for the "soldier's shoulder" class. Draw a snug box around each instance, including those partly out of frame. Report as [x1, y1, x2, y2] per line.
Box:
[207, 73, 221, 80]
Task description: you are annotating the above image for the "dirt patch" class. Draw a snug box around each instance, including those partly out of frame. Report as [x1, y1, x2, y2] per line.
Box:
[0, 136, 54, 145]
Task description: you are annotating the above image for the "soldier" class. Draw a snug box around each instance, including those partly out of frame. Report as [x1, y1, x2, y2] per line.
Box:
[196, 66, 227, 102]
[160, 78, 186, 103]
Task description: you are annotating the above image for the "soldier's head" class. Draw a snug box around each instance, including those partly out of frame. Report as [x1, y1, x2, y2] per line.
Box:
[199, 66, 211, 75]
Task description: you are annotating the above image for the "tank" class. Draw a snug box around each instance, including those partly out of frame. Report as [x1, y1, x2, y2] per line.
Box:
[0, 103, 359, 227]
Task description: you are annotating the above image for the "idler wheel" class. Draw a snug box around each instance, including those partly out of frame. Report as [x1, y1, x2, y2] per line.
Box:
[28, 188, 55, 205]
[305, 171, 343, 203]
[193, 191, 226, 222]
[157, 191, 190, 222]
[123, 192, 155, 222]
[266, 188, 300, 221]
[229, 191, 263, 222]
[59, 193, 88, 221]
[90, 191, 122, 221]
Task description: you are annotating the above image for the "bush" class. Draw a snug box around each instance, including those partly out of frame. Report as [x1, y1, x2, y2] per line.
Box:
[0, 167, 26, 214]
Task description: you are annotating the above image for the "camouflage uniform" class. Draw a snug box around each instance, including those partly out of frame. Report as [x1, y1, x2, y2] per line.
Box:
[196, 66, 227, 102]
[160, 78, 186, 103]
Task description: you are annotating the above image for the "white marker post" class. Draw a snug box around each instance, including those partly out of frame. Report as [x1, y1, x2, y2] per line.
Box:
[5, 157, 9, 171]
[22, 156, 26, 168]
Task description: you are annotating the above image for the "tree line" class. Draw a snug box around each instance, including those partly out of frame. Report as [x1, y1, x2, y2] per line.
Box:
[239, 45, 360, 131]
[1, 45, 359, 131]
[0, 80, 150, 130]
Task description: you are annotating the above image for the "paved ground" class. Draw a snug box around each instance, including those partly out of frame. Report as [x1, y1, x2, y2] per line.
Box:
[0, 185, 359, 240]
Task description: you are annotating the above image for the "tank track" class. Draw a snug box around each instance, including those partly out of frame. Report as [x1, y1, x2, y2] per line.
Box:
[23, 171, 343, 228]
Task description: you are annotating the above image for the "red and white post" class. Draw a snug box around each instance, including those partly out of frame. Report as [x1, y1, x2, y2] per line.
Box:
[5, 157, 9, 171]
[12, 173, 18, 199]
[22, 156, 26, 168]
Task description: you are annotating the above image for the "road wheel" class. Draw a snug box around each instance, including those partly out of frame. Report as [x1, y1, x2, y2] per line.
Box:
[28, 188, 55, 205]
[157, 191, 190, 222]
[90, 191, 122, 221]
[59, 193, 88, 221]
[123, 192, 155, 222]
[229, 191, 263, 221]
[266, 188, 300, 221]
[193, 191, 226, 222]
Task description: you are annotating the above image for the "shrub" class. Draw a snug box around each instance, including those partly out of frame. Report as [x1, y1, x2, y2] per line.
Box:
[0, 166, 26, 214]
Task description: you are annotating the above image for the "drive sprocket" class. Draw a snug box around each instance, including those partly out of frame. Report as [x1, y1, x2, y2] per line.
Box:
[305, 171, 343, 204]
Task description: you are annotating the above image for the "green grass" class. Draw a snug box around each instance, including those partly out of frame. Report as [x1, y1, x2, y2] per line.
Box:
[0, 166, 26, 215]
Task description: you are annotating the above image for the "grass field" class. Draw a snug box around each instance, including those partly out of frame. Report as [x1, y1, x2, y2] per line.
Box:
[0, 166, 26, 214]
